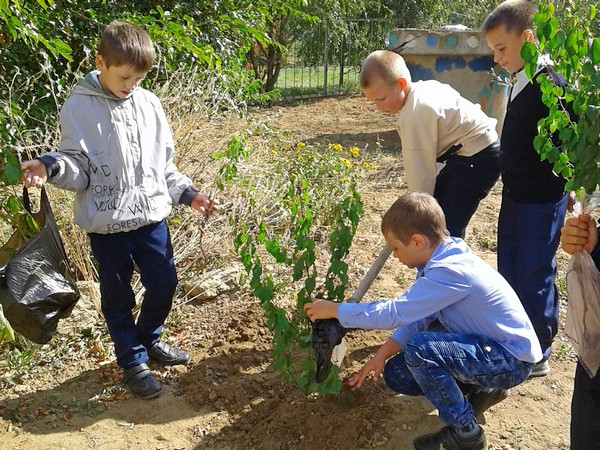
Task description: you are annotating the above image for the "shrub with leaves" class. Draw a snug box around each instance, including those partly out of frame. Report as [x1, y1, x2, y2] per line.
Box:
[217, 135, 374, 394]
[522, 0, 600, 194]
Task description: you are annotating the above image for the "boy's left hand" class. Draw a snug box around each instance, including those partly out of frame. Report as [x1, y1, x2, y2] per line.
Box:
[191, 193, 219, 216]
[347, 354, 386, 389]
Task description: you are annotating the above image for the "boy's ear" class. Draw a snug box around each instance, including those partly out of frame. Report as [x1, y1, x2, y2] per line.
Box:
[95, 54, 106, 71]
[396, 77, 408, 90]
[523, 29, 534, 42]
[411, 233, 427, 249]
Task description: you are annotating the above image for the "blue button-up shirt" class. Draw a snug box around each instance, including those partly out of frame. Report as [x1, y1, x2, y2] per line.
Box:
[337, 237, 542, 363]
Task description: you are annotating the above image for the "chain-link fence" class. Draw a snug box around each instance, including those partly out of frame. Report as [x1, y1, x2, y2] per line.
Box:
[276, 18, 395, 99]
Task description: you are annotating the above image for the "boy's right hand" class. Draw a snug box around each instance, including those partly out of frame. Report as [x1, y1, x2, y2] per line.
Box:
[20, 160, 48, 189]
[303, 298, 339, 321]
[560, 214, 598, 255]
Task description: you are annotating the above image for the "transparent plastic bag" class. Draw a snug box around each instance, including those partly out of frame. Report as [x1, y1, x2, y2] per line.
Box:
[0, 187, 80, 343]
[564, 193, 600, 378]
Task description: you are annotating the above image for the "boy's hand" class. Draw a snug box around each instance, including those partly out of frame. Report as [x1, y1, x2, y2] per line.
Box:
[303, 298, 339, 321]
[347, 353, 386, 389]
[20, 160, 48, 189]
[560, 214, 598, 255]
[191, 193, 220, 216]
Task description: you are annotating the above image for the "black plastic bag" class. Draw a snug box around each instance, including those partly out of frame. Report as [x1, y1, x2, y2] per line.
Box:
[0, 187, 80, 343]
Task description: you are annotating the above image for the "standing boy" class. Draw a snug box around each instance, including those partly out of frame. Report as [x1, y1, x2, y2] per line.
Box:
[305, 192, 541, 450]
[560, 214, 600, 450]
[482, 0, 570, 376]
[359, 50, 500, 239]
[21, 21, 218, 399]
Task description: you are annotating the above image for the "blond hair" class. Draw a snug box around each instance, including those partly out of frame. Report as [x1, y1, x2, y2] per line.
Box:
[98, 21, 155, 72]
[360, 50, 411, 89]
[381, 192, 449, 245]
[481, 0, 536, 35]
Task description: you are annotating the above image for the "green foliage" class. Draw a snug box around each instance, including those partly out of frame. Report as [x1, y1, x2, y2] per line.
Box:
[4, 343, 36, 372]
[522, 0, 600, 194]
[0, 304, 15, 343]
[219, 137, 371, 394]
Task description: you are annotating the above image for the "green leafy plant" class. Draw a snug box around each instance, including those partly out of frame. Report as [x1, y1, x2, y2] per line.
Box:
[522, 0, 600, 194]
[217, 137, 372, 394]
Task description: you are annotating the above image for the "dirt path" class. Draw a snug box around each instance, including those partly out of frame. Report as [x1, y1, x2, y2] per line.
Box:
[0, 95, 576, 450]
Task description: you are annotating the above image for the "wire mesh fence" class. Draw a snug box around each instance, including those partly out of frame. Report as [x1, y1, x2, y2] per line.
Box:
[276, 18, 395, 100]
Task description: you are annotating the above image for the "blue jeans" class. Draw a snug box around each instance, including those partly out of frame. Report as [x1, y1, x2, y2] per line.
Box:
[383, 331, 532, 433]
[497, 193, 568, 360]
[434, 141, 500, 239]
[89, 220, 178, 369]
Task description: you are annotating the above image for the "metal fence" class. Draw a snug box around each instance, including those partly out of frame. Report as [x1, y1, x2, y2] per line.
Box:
[276, 18, 395, 99]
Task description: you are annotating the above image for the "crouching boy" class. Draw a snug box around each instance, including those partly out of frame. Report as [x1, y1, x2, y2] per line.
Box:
[304, 192, 540, 450]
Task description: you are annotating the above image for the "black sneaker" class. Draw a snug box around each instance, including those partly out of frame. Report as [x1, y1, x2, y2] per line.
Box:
[469, 388, 510, 418]
[413, 426, 487, 450]
[122, 363, 162, 399]
[147, 340, 190, 366]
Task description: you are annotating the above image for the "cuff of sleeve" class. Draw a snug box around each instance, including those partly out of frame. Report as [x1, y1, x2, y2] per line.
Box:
[178, 186, 199, 206]
[390, 328, 411, 348]
[37, 155, 60, 178]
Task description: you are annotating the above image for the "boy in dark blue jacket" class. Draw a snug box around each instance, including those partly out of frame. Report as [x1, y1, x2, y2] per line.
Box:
[483, 0, 570, 377]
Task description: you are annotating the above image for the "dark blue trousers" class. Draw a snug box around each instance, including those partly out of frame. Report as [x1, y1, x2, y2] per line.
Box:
[497, 193, 568, 361]
[571, 361, 600, 450]
[89, 220, 178, 369]
[434, 140, 500, 239]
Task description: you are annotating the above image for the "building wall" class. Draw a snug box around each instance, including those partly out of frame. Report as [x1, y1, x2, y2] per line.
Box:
[388, 28, 509, 133]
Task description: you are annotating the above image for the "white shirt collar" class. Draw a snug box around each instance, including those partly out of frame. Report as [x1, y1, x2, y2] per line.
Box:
[510, 54, 553, 101]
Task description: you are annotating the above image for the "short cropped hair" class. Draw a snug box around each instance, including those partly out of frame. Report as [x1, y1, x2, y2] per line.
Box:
[481, 0, 536, 35]
[360, 50, 412, 89]
[98, 21, 155, 72]
[381, 192, 449, 245]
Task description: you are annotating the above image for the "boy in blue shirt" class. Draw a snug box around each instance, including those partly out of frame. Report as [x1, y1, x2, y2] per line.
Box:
[20, 21, 218, 399]
[482, 0, 570, 378]
[305, 192, 541, 450]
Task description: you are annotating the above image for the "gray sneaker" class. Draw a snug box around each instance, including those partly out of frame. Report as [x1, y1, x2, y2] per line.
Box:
[529, 360, 550, 378]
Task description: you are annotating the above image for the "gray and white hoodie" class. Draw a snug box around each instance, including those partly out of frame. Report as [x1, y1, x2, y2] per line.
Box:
[39, 71, 198, 234]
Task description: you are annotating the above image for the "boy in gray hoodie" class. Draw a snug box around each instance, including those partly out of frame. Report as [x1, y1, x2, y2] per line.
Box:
[20, 21, 218, 399]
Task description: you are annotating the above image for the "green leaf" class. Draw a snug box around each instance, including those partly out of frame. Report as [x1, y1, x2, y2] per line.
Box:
[5, 195, 22, 213]
[589, 38, 600, 64]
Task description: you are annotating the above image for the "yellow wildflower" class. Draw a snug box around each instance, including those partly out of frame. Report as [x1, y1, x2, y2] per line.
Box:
[296, 142, 305, 151]
[363, 162, 376, 170]
[349, 146, 359, 157]
[340, 157, 351, 169]
[329, 143, 343, 152]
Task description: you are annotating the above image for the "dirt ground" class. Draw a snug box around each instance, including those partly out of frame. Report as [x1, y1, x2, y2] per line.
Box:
[0, 95, 577, 450]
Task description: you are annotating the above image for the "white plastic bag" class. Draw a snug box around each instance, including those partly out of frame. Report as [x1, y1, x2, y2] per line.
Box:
[564, 193, 600, 378]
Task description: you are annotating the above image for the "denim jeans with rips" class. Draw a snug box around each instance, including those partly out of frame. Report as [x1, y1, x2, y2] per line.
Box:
[383, 331, 533, 434]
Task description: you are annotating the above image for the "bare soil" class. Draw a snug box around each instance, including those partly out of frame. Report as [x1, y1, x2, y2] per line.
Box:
[0, 95, 576, 450]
